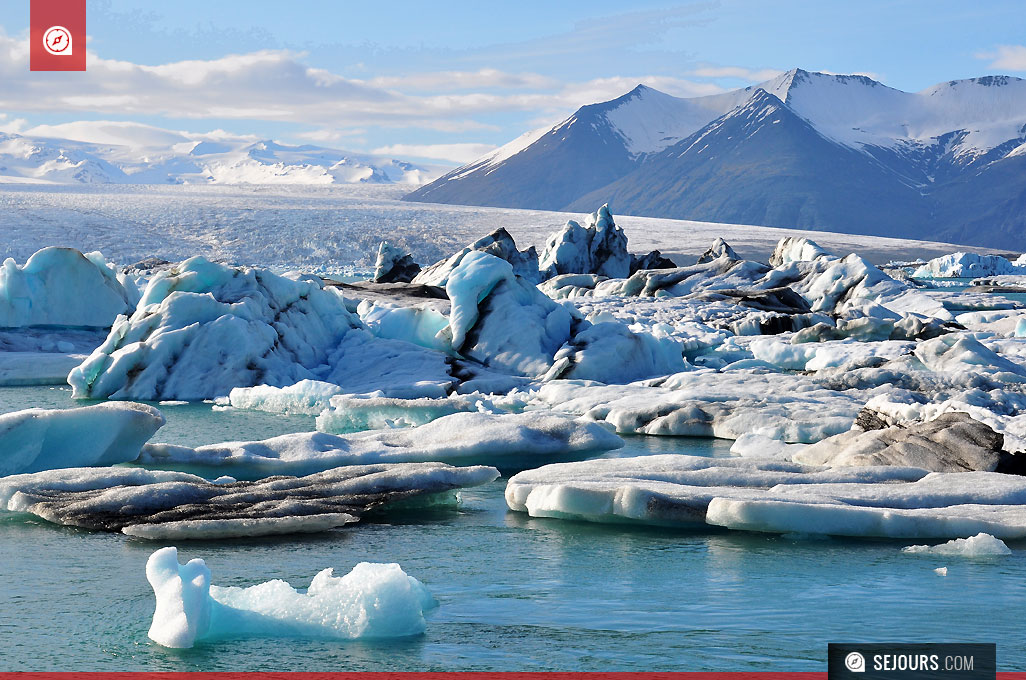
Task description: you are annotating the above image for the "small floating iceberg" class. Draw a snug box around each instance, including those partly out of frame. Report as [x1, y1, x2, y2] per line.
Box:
[147, 546, 436, 648]
[902, 533, 1012, 556]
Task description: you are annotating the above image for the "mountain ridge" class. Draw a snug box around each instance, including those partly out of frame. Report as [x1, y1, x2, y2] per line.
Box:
[405, 69, 1026, 249]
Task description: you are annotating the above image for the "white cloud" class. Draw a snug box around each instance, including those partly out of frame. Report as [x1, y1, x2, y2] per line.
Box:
[977, 45, 1026, 71]
[371, 143, 498, 163]
[0, 29, 719, 134]
[688, 66, 784, 81]
[366, 69, 559, 91]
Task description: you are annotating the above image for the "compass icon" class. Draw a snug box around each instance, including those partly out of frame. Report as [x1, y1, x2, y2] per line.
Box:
[43, 26, 73, 56]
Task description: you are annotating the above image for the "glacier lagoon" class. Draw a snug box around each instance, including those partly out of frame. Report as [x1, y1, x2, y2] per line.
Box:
[0, 385, 1024, 671]
[2, 184, 1026, 670]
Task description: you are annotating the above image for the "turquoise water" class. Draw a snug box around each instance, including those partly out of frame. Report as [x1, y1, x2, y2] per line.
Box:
[1, 386, 1024, 671]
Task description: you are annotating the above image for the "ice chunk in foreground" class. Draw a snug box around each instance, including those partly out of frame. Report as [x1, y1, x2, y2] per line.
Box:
[1, 463, 498, 538]
[902, 533, 1011, 556]
[147, 547, 436, 648]
[0, 402, 165, 476]
[140, 411, 622, 477]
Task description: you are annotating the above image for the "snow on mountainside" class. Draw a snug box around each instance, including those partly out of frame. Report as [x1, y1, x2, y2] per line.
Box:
[0, 124, 447, 186]
[406, 69, 1026, 250]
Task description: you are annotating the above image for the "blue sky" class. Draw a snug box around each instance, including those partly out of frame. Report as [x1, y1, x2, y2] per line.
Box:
[2, 0, 1026, 163]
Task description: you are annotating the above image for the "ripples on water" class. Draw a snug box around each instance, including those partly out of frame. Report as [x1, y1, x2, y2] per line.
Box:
[0, 386, 1023, 671]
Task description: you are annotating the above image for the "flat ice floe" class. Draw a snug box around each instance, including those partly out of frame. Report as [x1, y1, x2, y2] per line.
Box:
[0, 402, 165, 476]
[506, 454, 1026, 539]
[140, 411, 622, 476]
[147, 547, 435, 648]
[1, 463, 498, 539]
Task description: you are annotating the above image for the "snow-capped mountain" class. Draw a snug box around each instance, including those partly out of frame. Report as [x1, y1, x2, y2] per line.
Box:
[406, 69, 1026, 249]
[0, 123, 448, 186]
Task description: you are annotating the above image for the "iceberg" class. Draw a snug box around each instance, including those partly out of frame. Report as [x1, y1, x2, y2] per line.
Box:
[792, 412, 1008, 473]
[506, 454, 927, 528]
[538, 205, 631, 280]
[1, 463, 499, 538]
[68, 256, 361, 400]
[67, 258, 457, 401]
[446, 250, 686, 382]
[902, 532, 1012, 556]
[912, 252, 1026, 278]
[0, 402, 165, 476]
[413, 227, 540, 287]
[0, 247, 133, 328]
[147, 547, 436, 648]
[508, 454, 1026, 539]
[139, 411, 622, 476]
[315, 392, 528, 433]
[372, 241, 421, 283]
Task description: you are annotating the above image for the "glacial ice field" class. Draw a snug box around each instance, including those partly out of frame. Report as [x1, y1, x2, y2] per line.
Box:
[2, 183, 1026, 670]
[0, 183, 1003, 275]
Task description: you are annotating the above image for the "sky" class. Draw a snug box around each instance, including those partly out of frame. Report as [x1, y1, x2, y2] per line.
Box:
[2, 0, 1026, 164]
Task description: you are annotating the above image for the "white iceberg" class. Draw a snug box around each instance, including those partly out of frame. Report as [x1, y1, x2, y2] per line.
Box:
[0, 402, 165, 476]
[0, 247, 133, 328]
[912, 252, 1026, 278]
[507, 454, 1026, 539]
[902, 533, 1011, 556]
[147, 546, 436, 648]
[538, 205, 631, 280]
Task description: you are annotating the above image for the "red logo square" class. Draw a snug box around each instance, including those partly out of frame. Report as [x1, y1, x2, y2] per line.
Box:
[30, 0, 86, 71]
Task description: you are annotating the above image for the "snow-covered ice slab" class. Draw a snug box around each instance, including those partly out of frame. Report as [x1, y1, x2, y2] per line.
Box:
[315, 392, 529, 433]
[140, 411, 622, 477]
[0, 402, 165, 476]
[507, 454, 1026, 539]
[532, 371, 874, 442]
[0, 247, 133, 328]
[147, 546, 436, 648]
[1, 463, 498, 539]
[506, 455, 927, 528]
